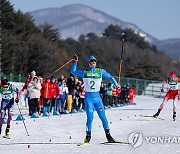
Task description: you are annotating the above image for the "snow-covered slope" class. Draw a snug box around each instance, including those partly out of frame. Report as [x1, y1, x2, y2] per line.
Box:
[1, 96, 180, 154]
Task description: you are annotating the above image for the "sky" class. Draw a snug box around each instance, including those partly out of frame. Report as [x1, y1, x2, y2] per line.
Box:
[9, 0, 180, 40]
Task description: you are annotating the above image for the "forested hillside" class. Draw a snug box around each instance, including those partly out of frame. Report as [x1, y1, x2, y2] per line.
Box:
[1, 0, 179, 80]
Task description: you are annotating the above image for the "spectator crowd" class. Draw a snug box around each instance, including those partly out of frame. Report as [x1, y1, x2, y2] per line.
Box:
[10, 71, 136, 116]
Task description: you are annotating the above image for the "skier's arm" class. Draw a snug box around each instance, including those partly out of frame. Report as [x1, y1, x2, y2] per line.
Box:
[21, 76, 30, 92]
[161, 79, 167, 92]
[12, 85, 20, 102]
[102, 69, 119, 87]
[178, 78, 180, 83]
[71, 62, 84, 78]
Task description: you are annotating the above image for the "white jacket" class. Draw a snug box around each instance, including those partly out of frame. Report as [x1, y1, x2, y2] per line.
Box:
[27, 81, 42, 99]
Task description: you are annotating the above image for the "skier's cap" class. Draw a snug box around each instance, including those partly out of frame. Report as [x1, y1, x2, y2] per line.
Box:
[170, 71, 176, 77]
[88, 56, 97, 62]
[1, 78, 9, 85]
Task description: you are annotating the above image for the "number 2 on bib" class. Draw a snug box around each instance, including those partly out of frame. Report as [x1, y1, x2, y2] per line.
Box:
[90, 80, 95, 89]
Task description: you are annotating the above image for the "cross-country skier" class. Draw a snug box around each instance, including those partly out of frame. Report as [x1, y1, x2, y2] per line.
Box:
[71, 54, 119, 143]
[153, 71, 180, 121]
[0, 78, 19, 138]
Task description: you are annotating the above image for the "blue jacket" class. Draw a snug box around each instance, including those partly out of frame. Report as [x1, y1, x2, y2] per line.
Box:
[71, 62, 118, 98]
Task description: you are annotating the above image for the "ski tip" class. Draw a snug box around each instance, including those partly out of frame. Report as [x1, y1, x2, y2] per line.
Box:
[77, 142, 90, 146]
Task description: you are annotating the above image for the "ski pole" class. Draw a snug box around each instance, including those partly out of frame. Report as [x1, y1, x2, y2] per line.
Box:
[118, 32, 126, 84]
[47, 58, 73, 78]
[17, 102, 30, 136]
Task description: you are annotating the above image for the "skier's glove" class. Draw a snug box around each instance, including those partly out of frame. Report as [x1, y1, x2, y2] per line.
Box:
[73, 54, 78, 62]
[161, 89, 164, 92]
[116, 84, 121, 89]
[15, 98, 19, 104]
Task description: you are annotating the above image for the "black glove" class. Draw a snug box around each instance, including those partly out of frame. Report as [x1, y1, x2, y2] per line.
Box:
[73, 54, 78, 62]
[15, 98, 19, 104]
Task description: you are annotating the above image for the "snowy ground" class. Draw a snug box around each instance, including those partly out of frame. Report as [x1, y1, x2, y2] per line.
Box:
[1, 95, 180, 154]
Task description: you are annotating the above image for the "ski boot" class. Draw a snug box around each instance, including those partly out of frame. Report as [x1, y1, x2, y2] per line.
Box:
[105, 129, 116, 143]
[153, 109, 161, 118]
[173, 112, 176, 121]
[84, 131, 91, 143]
[3, 125, 10, 139]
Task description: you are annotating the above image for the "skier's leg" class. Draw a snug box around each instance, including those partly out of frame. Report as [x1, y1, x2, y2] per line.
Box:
[94, 97, 115, 142]
[84, 97, 94, 143]
[173, 96, 178, 121]
[7, 107, 13, 127]
[173, 95, 178, 113]
[94, 98, 109, 130]
[5, 98, 15, 137]
[153, 92, 170, 117]
[0, 110, 6, 130]
[85, 98, 94, 132]
[0, 110, 5, 137]
[0, 100, 9, 136]
[159, 95, 169, 110]
[5, 107, 13, 137]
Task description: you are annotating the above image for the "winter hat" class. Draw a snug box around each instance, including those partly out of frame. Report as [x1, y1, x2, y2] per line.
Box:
[88, 56, 97, 62]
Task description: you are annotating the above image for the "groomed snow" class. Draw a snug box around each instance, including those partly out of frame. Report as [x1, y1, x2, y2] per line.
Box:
[0, 95, 180, 154]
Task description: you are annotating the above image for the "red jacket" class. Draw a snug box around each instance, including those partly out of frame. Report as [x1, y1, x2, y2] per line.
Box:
[112, 88, 118, 97]
[21, 75, 33, 92]
[80, 89, 85, 98]
[129, 88, 136, 97]
[41, 81, 52, 99]
[128, 88, 136, 103]
[51, 82, 60, 98]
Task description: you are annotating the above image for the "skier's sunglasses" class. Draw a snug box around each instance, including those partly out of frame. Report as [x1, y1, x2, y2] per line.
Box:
[2, 85, 8, 88]
[89, 59, 97, 62]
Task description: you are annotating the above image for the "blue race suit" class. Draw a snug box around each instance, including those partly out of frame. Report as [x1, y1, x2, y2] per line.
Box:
[71, 62, 118, 132]
[0, 84, 19, 127]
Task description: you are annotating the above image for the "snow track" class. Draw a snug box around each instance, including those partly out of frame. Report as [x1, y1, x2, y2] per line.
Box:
[0, 95, 180, 154]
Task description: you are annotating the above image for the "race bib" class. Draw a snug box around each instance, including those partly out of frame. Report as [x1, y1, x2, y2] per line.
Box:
[83, 68, 102, 92]
[83, 78, 102, 92]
